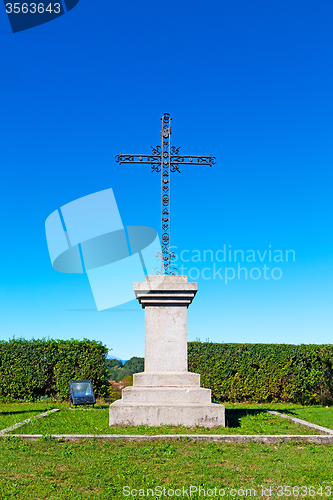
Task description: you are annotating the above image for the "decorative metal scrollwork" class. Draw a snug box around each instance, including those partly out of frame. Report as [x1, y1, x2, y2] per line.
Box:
[170, 164, 181, 173]
[152, 252, 178, 276]
[169, 252, 178, 275]
[152, 252, 163, 275]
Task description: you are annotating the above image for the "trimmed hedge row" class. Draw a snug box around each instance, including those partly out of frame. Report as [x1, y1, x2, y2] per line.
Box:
[0, 338, 109, 401]
[1, 340, 332, 404]
[188, 342, 333, 405]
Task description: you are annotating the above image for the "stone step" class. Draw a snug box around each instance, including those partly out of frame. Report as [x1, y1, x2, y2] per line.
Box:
[133, 372, 200, 387]
[109, 400, 225, 427]
[121, 386, 211, 404]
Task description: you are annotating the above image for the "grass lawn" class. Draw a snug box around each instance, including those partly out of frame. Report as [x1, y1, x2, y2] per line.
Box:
[2, 402, 322, 435]
[226, 403, 333, 431]
[0, 403, 332, 499]
[280, 407, 333, 430]
[0, 402, 60, 432]
[0, 437, 332, 499]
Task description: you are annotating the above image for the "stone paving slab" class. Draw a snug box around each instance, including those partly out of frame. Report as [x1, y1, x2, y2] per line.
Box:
[2, 433, 333, 444]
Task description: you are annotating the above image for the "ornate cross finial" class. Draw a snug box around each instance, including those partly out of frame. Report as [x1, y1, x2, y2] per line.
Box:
[115, 113, 216, 275]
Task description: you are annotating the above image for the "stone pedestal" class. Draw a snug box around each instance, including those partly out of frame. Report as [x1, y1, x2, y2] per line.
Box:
[109, 275, 225, 427]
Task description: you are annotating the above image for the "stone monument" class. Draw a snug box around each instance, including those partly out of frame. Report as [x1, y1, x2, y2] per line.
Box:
[109, 114, 225, 427]
[109, 274, 225, 426]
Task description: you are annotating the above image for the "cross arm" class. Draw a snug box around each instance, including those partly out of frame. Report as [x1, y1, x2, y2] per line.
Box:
[115, 153, 160, 165]
[170, 154, 216, 166]
[115, 153, 216, 168]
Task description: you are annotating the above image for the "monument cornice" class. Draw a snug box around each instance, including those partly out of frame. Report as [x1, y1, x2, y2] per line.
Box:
[134, 275, 198, 308]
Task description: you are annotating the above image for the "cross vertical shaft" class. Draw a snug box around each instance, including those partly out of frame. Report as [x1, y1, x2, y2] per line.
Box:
[160, 113, 172, 275]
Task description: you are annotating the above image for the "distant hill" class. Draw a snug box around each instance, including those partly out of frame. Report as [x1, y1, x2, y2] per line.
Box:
[107, 355, 128, 364]
[106, 356, 144, 382]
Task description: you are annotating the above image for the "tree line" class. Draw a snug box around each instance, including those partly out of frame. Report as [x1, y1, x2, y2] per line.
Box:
[106, 357, 144, 382]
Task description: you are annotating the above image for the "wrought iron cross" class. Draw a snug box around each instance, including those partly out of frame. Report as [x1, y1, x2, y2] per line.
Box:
[115, 113, 216, 275]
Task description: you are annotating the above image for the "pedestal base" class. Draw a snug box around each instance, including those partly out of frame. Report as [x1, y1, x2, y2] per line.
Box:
[110, 276, 225, 428]
[109, 400, 225, 428]
[109, 372, 225, 428]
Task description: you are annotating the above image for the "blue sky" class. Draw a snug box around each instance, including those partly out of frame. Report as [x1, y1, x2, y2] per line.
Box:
[1, 0, 333, 359]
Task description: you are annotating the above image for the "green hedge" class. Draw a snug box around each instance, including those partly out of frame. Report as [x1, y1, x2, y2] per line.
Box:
[188, 342, 333, 405]
[0, 338, 109, 401]
[2, 340, 332, 404]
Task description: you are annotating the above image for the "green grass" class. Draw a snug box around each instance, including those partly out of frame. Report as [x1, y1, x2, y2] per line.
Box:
[0, 402, 59, 431]
[2, 402, 332, 436]
[5, 403, 319, 435]
[0, 438, 332, 499]
[281, 407, 333, 430]
[0, 403, 332, 499]
[224, 403, 333, 432]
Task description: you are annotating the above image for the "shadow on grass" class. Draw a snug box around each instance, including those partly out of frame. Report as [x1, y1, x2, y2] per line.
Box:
[225, 408, 272, 428]
[0, 408, 54, 417]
